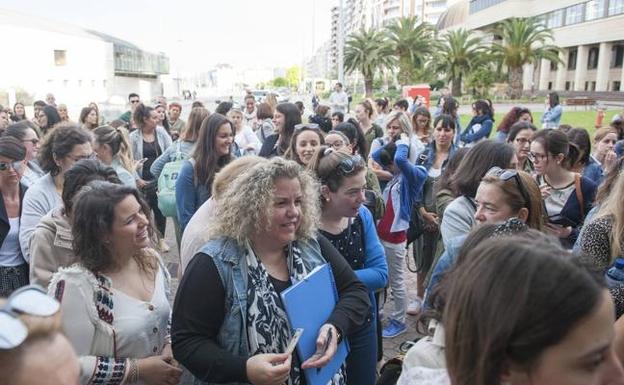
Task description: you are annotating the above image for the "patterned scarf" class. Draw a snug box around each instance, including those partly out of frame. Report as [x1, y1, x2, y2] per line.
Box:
[245, 241, 346, 385]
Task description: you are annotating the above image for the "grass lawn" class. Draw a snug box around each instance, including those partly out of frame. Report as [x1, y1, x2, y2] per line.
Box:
[459, 110, 622, 138]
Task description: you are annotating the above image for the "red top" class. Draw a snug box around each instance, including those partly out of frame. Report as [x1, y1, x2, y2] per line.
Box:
[377, 193, 407, 244]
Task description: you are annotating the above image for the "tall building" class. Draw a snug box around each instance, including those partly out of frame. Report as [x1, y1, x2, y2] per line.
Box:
[438, 0, 624, 92]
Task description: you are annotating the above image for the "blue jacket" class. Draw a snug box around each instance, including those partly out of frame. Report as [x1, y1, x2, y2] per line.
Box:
[175, 160, 210, 231]
[372, 139, 427, 232]
[354, 207, 388, 307]
[583, 156, 604, 186]
[424, 234, 466, 306]
[541, 104, 563, 129]
[460, 115, 493, 145]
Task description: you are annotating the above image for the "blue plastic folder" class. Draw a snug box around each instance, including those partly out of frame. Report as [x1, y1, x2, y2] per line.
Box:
[280, 263, 349, 385]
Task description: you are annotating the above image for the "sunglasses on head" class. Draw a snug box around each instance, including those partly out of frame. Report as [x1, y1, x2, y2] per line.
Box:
[323, 147, 364, 175]
[0, 285, 60, 350]
[294, 123, 321, 133]
[0, 160, 24, 172]
[486, 167, 531, 209]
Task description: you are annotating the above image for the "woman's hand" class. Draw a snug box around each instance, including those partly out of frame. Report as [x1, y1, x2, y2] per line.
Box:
[301, 324, 338, 370]
[604, 150, 618, 172]
[545, 223, 572, 239]
[399, 133, 409, 142]
[539, 184, 551, 199]
[422, 211, 439, 231]
[246, 353, 292, 385]
[135, 157, 147, 171]
[138, 355, 182, 385]
[161, 344, 178, 367]
[136, 178, 147, 189]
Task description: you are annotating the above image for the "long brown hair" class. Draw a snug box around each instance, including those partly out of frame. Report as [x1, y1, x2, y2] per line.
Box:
[193, 113, 234, 188]
[181, 107, 209, 142]
[445, 236, 604, 385]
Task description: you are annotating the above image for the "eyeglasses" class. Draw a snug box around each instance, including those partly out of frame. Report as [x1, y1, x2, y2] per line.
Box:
[67, 153, 96, 162]
[486, 167, 531, 209]
[0, 285, 60, 349]
[294, 123, 321, 132]
[527, 152, 547, 162]
[326, 140, 345, 150]
[0, 160, 25, 172]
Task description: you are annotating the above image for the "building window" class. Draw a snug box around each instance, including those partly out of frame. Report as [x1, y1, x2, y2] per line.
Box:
[614, 81, 622, 91]
[548, 81, 553, 90]
[609, 0, 624, 15]
[586, 0, 606, 19]
[54, 50, 66, 66]
[546, 9, 564, 28]
[78, 80, 82, 87]
[565, 3, 584, 25]
[568, 49, 578, 70]
[587, 47, 599, 69]
[565, 81, 572, 90]
[612, 45, 624, 68]
[550, 60, 558, 70]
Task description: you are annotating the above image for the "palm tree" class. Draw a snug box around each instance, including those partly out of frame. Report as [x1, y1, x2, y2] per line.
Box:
[490, 16, 561, 98]
[344, 28, 396, 97]
[385, 16, 436, 86]
[433, 29, 487, 96]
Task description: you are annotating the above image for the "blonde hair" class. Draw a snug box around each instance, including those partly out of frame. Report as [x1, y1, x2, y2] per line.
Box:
[597, 170, 624, 262]
[594, 126, 618, 143]
[93, 125, 134, 173]
[212, 155, 266, 198]
[383, 110, 413, 137]
[205, 157, 320, 245]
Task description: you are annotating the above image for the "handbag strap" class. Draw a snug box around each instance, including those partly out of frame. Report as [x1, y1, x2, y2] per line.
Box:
[574, 173, 585, 220]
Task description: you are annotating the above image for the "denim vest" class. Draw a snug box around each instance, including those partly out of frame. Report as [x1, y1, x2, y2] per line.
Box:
[196, 236, 327, 385]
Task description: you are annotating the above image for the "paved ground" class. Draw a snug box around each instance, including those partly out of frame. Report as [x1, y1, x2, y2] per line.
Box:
[160, 219, 421, 368]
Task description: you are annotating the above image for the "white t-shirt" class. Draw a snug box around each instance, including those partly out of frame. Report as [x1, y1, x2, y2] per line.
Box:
[0, 217, 23, 266]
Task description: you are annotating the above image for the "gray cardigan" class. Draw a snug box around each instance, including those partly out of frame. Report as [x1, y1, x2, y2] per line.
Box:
[129, 126, 172, 177]
[440, 195, 476, 250]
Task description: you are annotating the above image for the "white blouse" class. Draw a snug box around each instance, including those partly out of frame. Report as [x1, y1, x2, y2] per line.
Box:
[49, 258, 170, 385]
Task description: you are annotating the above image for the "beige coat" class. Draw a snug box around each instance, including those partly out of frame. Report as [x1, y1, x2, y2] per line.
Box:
[29, 207, 77, 288]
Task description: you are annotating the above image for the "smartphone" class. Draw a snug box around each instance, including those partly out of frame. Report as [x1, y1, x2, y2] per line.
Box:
[285, 328, 304, 355]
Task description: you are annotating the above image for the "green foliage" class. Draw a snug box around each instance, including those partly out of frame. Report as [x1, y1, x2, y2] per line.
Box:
[465, 67, 496, 98]
[271, 77, 288, 87]
[385, 16, 436, 86]
[344, 28, 396, 97]
[489, 17, 561, 98]
[285, 66, 301, 88]
[432, 28, 488, 96]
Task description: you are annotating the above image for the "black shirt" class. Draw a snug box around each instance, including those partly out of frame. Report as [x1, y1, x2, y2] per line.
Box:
[142, 139, 161, 180]
[171, 235, 370, 383]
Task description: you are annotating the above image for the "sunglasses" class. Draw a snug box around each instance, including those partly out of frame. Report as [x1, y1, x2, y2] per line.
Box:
[294, 123, 321, 133]
[0, 285, 60, 349]
[486, 167, 531, 209]
[0, 160, 24, 172]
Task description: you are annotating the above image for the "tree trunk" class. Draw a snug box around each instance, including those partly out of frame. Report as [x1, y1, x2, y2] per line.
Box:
[508, 66, 523, 99]
[451, 74, 462, 96]
[364, 77, 374, 98]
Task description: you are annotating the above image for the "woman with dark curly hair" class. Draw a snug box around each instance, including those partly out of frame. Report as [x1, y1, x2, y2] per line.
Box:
[49, 181, 181, 385]
[19, 123, 92, 263]
[495, 106, 532, 143]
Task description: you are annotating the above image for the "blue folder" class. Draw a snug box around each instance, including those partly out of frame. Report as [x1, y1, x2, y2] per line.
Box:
[280, 263, 349, 385]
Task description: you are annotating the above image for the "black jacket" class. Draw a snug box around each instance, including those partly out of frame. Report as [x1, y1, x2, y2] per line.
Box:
[0, 183, 27, 247]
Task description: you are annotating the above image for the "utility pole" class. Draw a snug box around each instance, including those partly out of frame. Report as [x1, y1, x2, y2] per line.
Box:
[338, 0, 345, 84]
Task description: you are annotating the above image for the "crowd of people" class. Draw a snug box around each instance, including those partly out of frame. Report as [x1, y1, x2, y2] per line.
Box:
[2, 86, 624, 385]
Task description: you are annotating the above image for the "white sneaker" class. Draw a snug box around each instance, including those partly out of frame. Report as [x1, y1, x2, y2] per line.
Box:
[407, 297, 423, 316]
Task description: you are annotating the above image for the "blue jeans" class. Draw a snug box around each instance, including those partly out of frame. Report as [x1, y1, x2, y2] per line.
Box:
[346, 312, 378, 385]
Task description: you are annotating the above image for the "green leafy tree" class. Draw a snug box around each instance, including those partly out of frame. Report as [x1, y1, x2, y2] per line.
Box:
[466, 66, 496, 98]
[490, 16, 560, 98]
[433, 28, 487, 96]
[344, 28, 396, 97]
[385, 16, 435, 86]
[285, 66, 301, 88]
[271, 77, 288, 87]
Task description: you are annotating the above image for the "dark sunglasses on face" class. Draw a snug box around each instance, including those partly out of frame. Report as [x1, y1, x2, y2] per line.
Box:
[0, 160, 24, 171]
[294, 123, 321, 133]
[0, 285, 60, 349]
[486, 166, 531, 209]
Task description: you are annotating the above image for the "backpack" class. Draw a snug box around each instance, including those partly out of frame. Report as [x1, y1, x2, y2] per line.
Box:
[157, 141, 185, 217]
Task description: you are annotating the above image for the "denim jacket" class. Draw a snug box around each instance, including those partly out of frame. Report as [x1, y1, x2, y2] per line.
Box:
[198, 236, 327, 375]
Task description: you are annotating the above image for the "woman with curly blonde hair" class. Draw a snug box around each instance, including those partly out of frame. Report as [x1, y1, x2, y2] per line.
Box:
[172, 157, 370, 385]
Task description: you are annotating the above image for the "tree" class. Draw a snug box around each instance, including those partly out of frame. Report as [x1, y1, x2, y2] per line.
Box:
[385, 16, 435, 86]
[490, 16, 560, 98]
[465, 66, 496, 98]
[344, 28, 396, 97]
[271, 77, 288, 87]
[433, 29, 487, 96]
[285, 66, 301, 88]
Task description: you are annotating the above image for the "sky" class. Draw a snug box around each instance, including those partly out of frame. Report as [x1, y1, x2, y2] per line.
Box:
[1, 0, 337, 73]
